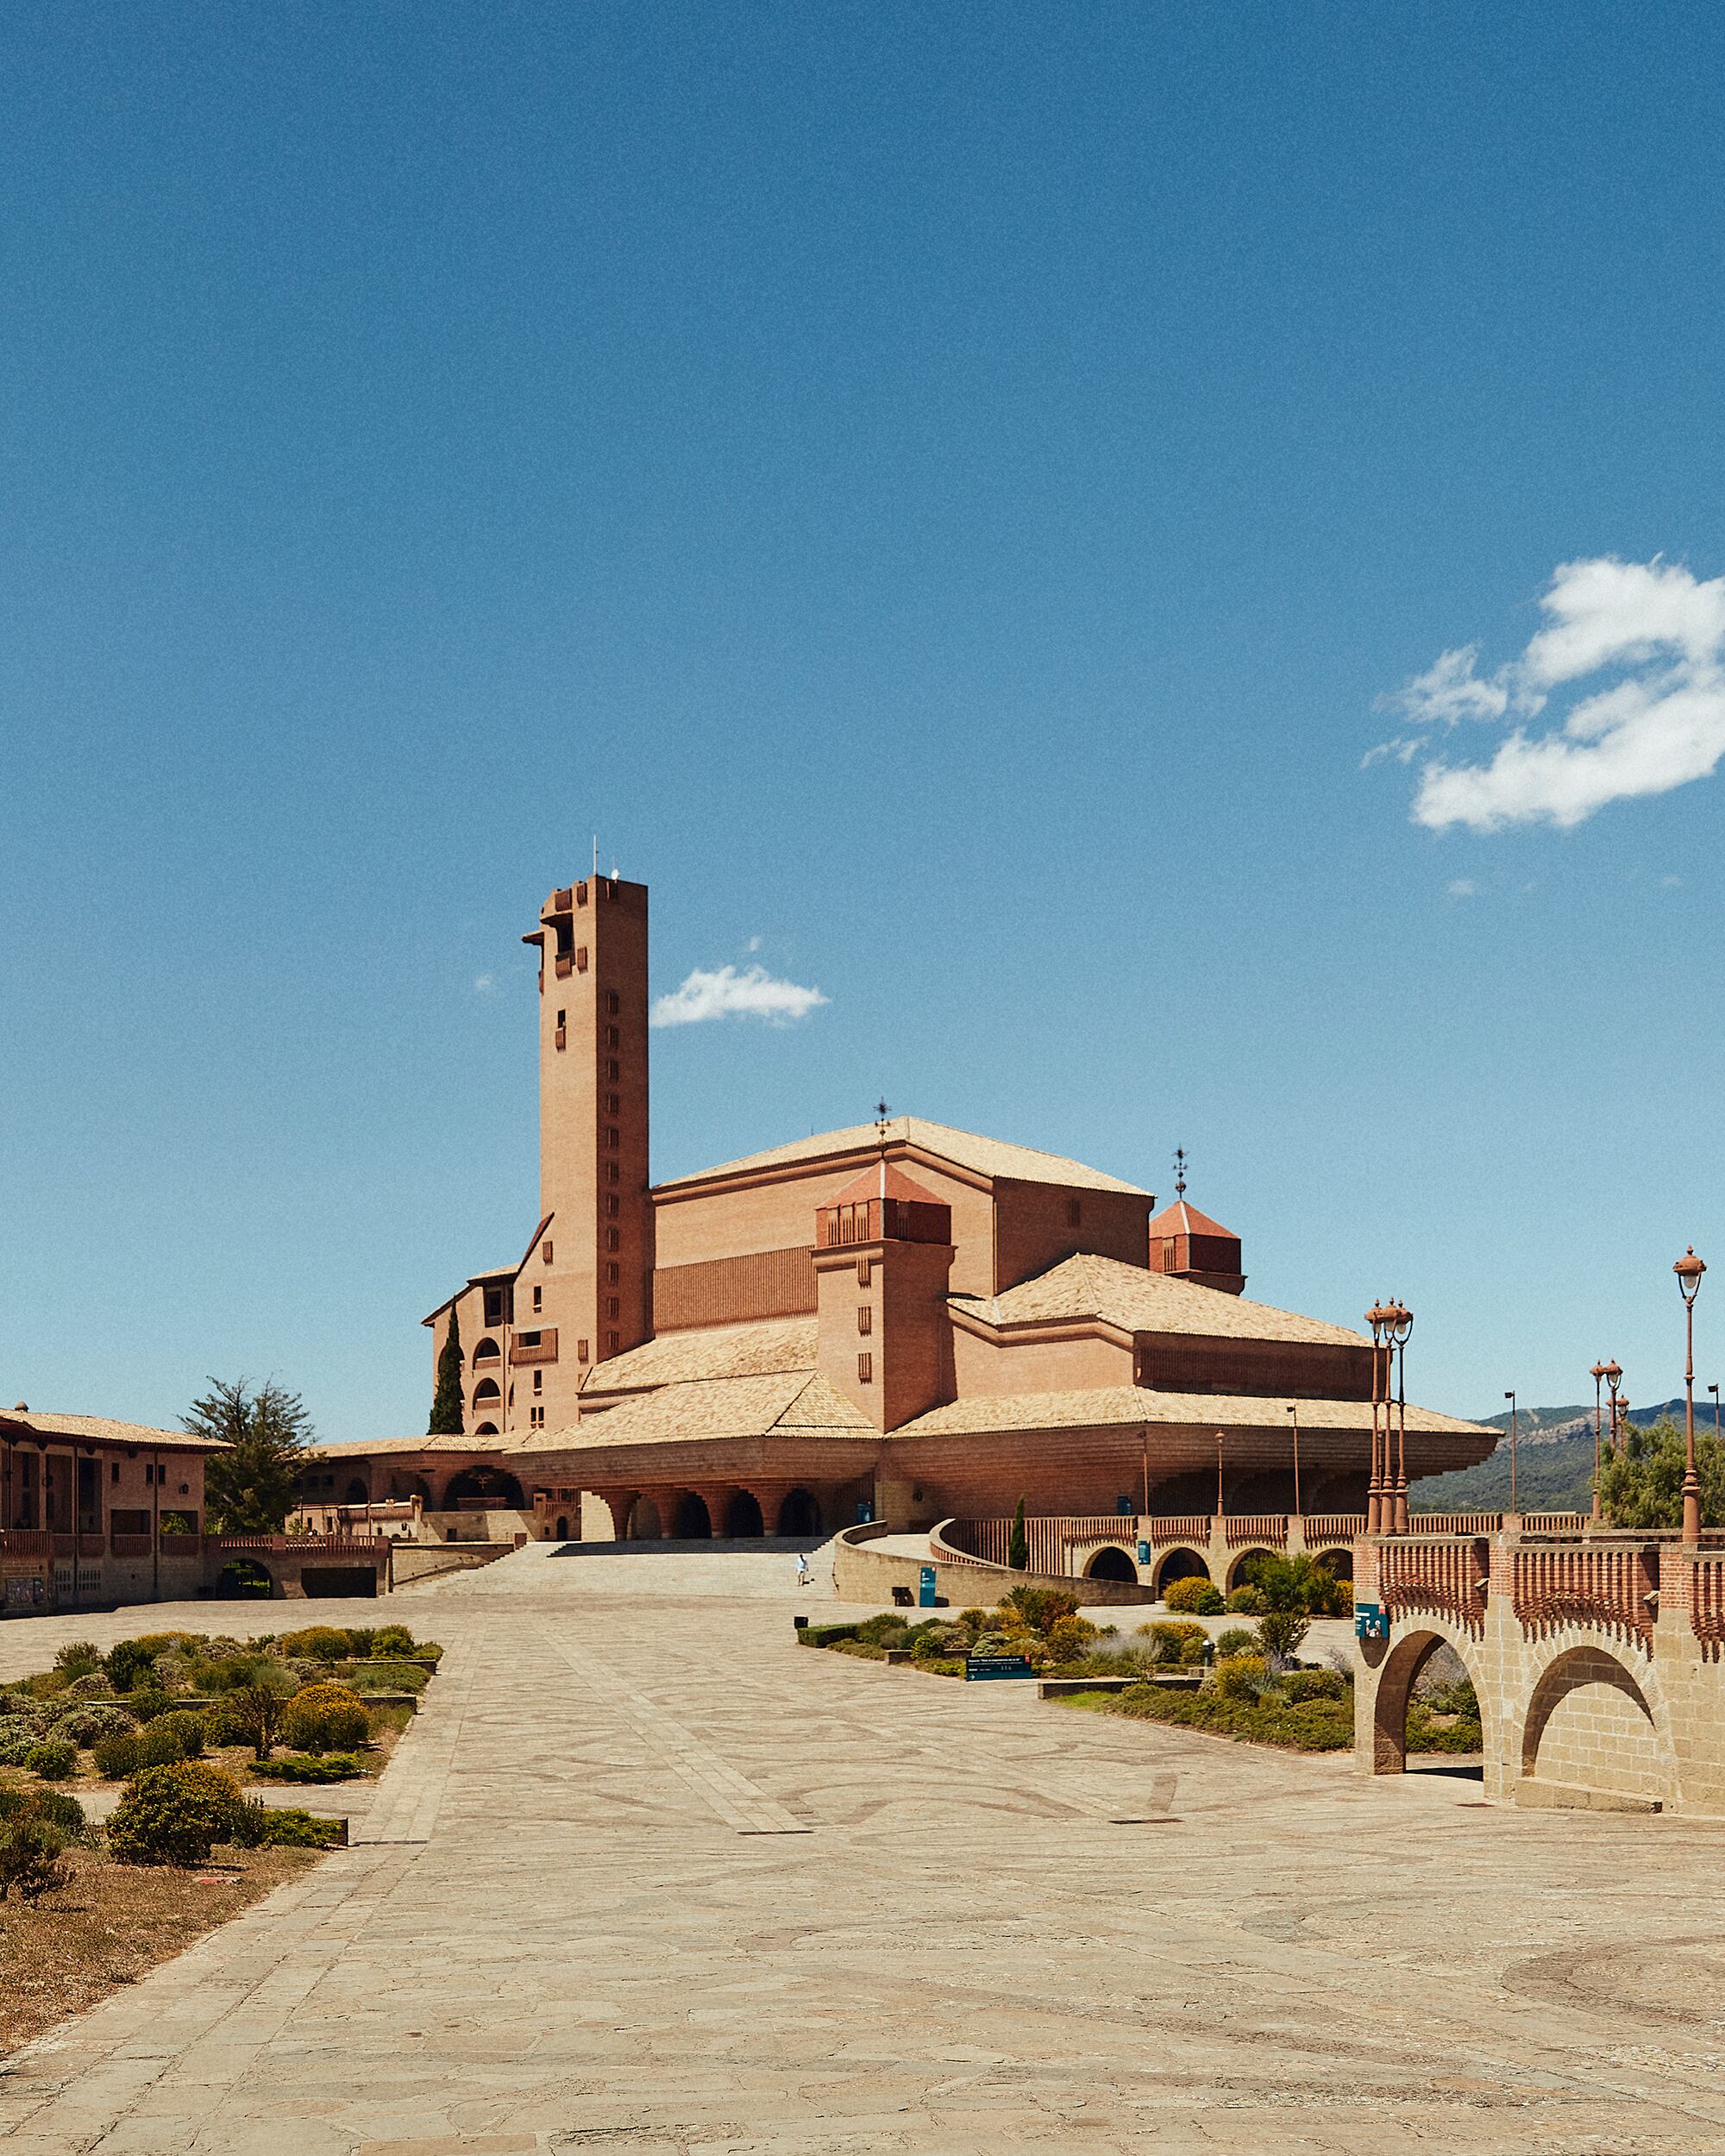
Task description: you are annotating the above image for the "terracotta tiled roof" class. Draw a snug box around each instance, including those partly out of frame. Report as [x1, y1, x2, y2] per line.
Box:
[656, 1116, 1148, 1196]
[582, 1318, 818, 1394]
[1145, 1197, 1237, 1241]
[300, 1433, 503, 1462]
[825, 1162, 946, 1208]
[892, 1387, 1493, 1440]
[0, 1411, 228, 1452]
[953, 1254, 1364, 1347]
[529, 1370, 872, 1452]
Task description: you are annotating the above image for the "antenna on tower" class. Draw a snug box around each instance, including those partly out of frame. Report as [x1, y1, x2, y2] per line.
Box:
[592, 834, 599, 881]
[1173, 1145, 1188, 1199]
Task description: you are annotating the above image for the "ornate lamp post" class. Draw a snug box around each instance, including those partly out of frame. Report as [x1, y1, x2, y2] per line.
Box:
[1604, 1361, 1624, 1457]
[1287, 1402, 1301, 1520]
[1388, 1300, 1413, 1533]
[1675, 1248, 1708, 1544]
[1366, 1301, 1390, 1534]
[1590, 1361, 1608, 1523]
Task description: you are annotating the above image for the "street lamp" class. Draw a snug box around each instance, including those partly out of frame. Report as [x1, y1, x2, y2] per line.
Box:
[1675, 1247, 1708, 1544]
[1366, 1300, 1391, 1534]
[1590, 1361, 1608, 1523]
[1387, 1300, 1414, 1533]
[1504, 1389, 1519, 1520]
[1287, 1402, 1301, 1520]
[1604, 1360, 1624, 1457]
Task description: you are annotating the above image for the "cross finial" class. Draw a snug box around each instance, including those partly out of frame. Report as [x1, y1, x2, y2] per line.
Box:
[1173, 1144, 1188, 1198]
[875, 1098, 891, 1148]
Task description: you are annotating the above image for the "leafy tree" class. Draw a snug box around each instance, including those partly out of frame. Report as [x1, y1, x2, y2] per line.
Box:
[225, 1683, 286, 1762]
[428, 1305, 464, 1436]
[1596, 1416, 1725, 1531]
[1007, 1496, 1028, 1571]
[188, 1378, 314, 1534]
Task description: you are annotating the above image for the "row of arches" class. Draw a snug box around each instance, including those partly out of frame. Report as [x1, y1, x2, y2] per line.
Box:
[613, 1487, 823, 1541]
[1074, 1541, 1356, 1589]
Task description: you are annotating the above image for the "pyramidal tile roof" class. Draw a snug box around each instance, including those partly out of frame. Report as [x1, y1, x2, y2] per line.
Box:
[656, 1116, 1148, 1196]
[1145, 1196, 1237, 1241]
[952, 1253, 1366, 1347]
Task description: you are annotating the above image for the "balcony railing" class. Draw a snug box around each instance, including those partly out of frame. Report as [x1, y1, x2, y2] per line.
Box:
[110, 1532, 154, 1557]
[0, 1529, 53, 1558]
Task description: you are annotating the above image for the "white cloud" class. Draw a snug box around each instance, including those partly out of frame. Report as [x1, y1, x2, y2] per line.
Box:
[1377, 557, 1725, 831]
[650, 963, 829, 1029]
[1446, 879, 1476, 899]
[473, 974, 497, 994]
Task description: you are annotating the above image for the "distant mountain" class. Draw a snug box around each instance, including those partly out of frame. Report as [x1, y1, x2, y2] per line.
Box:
[1417, 1399, 1698, 1514]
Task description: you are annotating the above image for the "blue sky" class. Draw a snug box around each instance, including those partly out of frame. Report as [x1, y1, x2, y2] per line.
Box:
[3, 2, 1722, 1438]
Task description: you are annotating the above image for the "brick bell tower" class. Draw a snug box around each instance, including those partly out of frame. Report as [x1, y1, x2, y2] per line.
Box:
[518, 874, 654, 1428]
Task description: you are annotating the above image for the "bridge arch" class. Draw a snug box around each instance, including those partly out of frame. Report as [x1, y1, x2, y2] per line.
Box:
[1151, 1546, 1210, 1595]
[1368, 1620, 1488, 1775]
[1310, 1545, 1353, 1580]
[1520, 1639, 1672, 1805]
[1083, 1544, 1138, 1583]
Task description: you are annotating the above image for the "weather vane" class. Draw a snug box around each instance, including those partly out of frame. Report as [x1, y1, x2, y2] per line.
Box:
[1174, 1144, 1188, 1198]
[875, 1098, 891, 1149]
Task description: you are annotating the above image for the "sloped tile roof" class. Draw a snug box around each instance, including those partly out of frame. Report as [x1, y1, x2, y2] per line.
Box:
[955, 1254, 1366, 1347]
[0, 1411, 229, 1452]
[1145, 1197, 1237, 1242]
[529, 1369, 873, 1453]
[300, 1433, 503, 1462]
[892, 1386, 1493, 1440]
[656, 1116, 1148, 1196]
[582, 1317, 818, 1393]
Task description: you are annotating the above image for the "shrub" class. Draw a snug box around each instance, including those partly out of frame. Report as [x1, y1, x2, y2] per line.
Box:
[1254, 1611, 1311, 1665]
[65, 1671, 116, 1698]
[0, 1723, 46, 1768]
[1211, 1655, 1269, 1701]
[23, 1739, 78, 1780]
[93, 1731, 142, 1779]
[800, 1622, 862, 1648]
[1163, 1576, 1224, 1615]
[126, 1688, 174, 1724]
[53, 1640, 104, 1678]
[1001, 1586, 1080, 1636]
[136, 1710, 208, 1768]
[1281, 1668, 1348, 1703]
[228, 1799, 344, 1848]
[910, 1623, 966, 1660]
[1241, 1553, 1352, 1618]
[1215, 1627, 1258, 1658]
[281, 1683, 369, 1755]
[0, 1786, 85, 1835]
[855, 1614, 910, 1645]
[344, 1661, 428, 1695]
[50, 1701, 136, 1748]
[218, 1683, 287, 1760]
[104, 1639, 160, 1693]
[279, 1626, 351, 1664]
[1226, 1585, 1269, 1615]
[371, 1624, 416, 1657]
[1138, 1620, 1209, 1665]
[109, 1761, 245, 1865]
[1045, 1614, 1100, 1661]
[0, 1804, 69, 1902]
[1109, 1683, 1353, 1752]
[252, 1752, 367, 1783]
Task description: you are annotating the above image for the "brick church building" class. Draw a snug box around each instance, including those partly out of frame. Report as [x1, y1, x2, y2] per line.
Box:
[308, 874, 1490, 1540]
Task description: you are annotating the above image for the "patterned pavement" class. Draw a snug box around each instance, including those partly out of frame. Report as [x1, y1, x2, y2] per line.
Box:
[3, 1542, 1725, 2152]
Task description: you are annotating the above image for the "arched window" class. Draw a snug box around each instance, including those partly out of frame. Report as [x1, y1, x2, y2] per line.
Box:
[472, 1377, 502, 1405]
[472, 1337, 502, 1366]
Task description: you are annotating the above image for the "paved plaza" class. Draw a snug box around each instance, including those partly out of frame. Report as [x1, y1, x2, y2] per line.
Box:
[3, 1544, 1725, 2154]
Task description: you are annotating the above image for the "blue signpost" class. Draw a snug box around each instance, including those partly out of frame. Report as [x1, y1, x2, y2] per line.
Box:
[918, 1564, 937, 1608]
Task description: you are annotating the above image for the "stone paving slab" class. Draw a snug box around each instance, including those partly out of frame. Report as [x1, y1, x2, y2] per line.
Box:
[2, 1547, 1725, 2150]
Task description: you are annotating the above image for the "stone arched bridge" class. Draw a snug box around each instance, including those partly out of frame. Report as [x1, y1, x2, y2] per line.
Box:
[1355, 1525, 1725, 1815]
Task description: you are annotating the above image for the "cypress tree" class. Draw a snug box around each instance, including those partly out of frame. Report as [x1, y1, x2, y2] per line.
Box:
[429, 1306, 465, 1435]
[1007, 1495, 1028, 1571]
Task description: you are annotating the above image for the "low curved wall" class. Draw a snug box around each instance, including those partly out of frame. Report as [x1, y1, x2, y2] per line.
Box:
[831, 1522, 1157, 1608]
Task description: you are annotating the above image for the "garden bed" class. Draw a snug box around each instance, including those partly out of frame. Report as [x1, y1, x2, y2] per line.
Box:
[0, 1842, 318, 2058]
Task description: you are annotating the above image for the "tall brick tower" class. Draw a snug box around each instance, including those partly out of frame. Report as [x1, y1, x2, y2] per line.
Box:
[518, 874, 653, 1428]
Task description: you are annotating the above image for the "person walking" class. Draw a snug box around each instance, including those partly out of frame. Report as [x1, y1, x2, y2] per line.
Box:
[795, 1551, 810, 1589]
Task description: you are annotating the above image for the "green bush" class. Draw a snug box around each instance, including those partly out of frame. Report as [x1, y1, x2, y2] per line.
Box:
[1281, 1667, 1348, 1703]
[23, 1739, 78, 1780]
[108, 1761, 245, 1865]
[1240, 1553, 1352, 1618]
[53, 1640, 104, 1678]
[855, 1614, 910, 1645]
[1110, 1683, 1353, 1752]
[1001, 1585, 1081, 1635]
[1163, 1576, 1224, 1615]
[214, 1683, 287, 1759]
[279, 1626, 351, 1663]
[800, 1622, 862, 1648]
[371, 1624, 417, 1657]
[50, 1701, 136, 1748]
[65, 1670, 116, 1698]
[228, 1799, 344, 1848]
[0, 1723, 45, 1768]
[344, 1661, 428, 1694]
[126, 1688, 174, 1725]
[342, 1627, 377, 1657]
[0, 1786, 85, 1835]
[1215, 1627, 1257, 1658]
[136, 1710, 208, 1767]
[92, 1731, 142, 1779]
[0, 1803, 69, 1902]
[252, 1752, 367, 1783]
[1211, 1654, 1270, 1701]
[1138, 1620, 1209, 1665]
[1226, 1585, 1269, 1615]
[104, 1639, 160, 1693]
[281, 1684, 369, 1755]
[1254, 1611, 1311, 1664]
